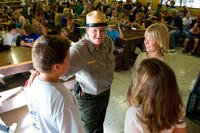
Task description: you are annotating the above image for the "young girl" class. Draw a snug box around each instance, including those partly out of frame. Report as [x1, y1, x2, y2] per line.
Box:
[125, 58, 186, 133]
[127, 23, 169, 104]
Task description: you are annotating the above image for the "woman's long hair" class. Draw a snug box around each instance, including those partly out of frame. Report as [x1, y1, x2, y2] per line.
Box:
[130, 58, 184, 132]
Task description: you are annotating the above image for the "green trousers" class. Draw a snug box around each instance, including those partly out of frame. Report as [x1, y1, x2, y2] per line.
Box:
[75, 90, 110, 133]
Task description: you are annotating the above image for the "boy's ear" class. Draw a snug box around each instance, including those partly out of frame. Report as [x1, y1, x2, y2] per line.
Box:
[53, 64, 60, 72]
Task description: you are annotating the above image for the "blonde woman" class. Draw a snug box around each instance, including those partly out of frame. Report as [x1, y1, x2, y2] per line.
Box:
[127, 23, 169, 105]
[125, 58, 186, 133]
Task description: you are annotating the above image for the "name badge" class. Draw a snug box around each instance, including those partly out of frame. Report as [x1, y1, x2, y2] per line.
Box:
[88, 60, 96, 65]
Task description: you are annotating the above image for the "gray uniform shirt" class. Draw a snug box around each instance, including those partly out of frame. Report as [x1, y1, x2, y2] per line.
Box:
[64, 34, 115, 95]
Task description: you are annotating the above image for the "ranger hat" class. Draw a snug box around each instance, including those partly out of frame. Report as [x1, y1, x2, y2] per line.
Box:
[86, 10, 107, 27]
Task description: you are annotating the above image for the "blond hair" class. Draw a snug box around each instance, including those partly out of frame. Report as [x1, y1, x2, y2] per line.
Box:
[145, 23, 169, 53]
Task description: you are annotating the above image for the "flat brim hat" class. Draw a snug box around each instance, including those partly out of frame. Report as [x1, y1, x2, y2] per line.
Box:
[86, 10, 107, 27]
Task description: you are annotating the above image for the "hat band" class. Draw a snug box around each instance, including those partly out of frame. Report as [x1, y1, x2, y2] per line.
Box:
[86, 23, 107, 27]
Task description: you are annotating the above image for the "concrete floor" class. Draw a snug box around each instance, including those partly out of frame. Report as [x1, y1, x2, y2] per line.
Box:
[1, 47, 200, 133]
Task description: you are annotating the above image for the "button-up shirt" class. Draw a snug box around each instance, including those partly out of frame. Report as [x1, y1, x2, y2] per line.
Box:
[64, 34, 115, 95]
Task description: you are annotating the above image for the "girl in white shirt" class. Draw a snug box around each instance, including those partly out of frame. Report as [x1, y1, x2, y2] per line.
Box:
[3, 23, 19, 46]
[125, 58, 187, 133]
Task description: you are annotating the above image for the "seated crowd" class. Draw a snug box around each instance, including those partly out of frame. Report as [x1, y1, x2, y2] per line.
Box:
[0, 0, 199, 55]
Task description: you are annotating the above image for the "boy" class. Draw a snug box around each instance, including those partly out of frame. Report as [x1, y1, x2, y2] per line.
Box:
[20, 24, 40, 47]
[106, 21, 123, 45]
[26, 36, 84, 133]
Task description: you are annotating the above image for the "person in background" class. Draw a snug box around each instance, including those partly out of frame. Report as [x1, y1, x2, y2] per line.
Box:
[31, 17, 47, 35]
[12, 9, 27, 34]
[110, 9, 118, 22]
[143, 2, 151, 19]
[3, 23, 20, 46]
[106, 21, 123, 45]
[54, 5, 63, 27]
[125, 58, 186, 133]
[35, 5, 47, 28]
[60, 8, 69, 28]
[166, 9, 183, 52]
[20, 24, 40, 47]
[180, 6, 190, 17]
[151, 3, 163, 21]
[58, 27, 73, 43]
[26, 35, 84, 133]
[182, 12, 192, 32]
[127, 23, 169, 105]
[127, 12, 145, 29]
[63, 10, 115, 133]
[165, 0, 176, 11]
[23, 0, 34, 20]
[74, 0, 84, 18]
[116, 1, 124, 16]
[183, 22, 200, 55]
[58, 27, 70, 39]
[103, 5, 111, 19]
[123, 0, 133, 16]
[66, 13, 75, 32]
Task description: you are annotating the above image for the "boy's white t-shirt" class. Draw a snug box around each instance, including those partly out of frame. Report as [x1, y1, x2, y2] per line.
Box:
[124, 106, 186, 133]
[26, 77, 84, 133]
